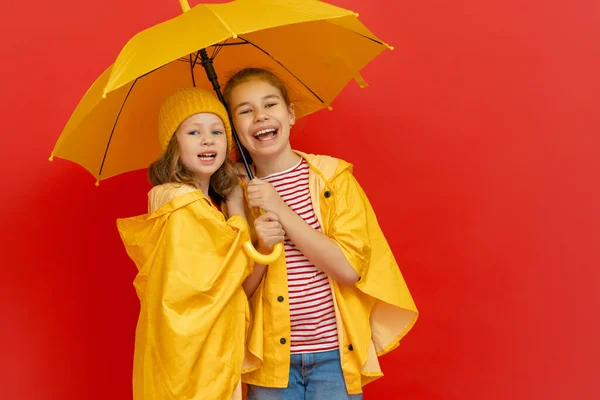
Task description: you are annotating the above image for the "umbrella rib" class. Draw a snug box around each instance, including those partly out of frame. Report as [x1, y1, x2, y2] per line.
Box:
[356, 33, 384, 46]
[189, 53, 199, 87]
[322, 19, 388, 47]
[237, 36, 327, 106]
[98, 78, 139, 179]
[211, 39, 228, 59]
[208, 42, 248, 47]
[339, 29, 385, 47]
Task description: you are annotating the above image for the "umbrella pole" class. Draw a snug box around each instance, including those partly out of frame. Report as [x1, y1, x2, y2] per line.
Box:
[199, 49, 254, 180]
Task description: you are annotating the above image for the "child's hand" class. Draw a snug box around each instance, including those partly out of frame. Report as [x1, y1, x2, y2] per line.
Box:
[255, 212, 285, 254]
[247, 179, 286, 215]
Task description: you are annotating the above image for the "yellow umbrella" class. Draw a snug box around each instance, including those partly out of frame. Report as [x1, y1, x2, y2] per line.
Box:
[50, 0, 393, 263]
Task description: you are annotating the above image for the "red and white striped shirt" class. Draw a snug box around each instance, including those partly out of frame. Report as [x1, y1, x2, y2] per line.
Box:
[262, 158, 339, 354]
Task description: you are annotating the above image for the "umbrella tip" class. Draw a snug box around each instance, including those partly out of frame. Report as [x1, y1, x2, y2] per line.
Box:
[48, 154, 54, 162]
[95, 180, 100, 187]
[355, 12, 359, 17]
[327, 106, 333, 111]
[385, 43, 395, 51]
[102, 92, 107, 99]
[179, 0, 190, 12]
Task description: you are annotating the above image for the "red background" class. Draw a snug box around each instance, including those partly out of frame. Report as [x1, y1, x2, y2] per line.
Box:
[1, 0, 599, 399]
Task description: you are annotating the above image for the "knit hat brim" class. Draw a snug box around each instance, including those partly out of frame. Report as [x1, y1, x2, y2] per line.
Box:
[158, 87, 233, 154]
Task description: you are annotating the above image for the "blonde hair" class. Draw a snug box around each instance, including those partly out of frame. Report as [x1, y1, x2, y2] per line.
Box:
[148, 128, 237, 205]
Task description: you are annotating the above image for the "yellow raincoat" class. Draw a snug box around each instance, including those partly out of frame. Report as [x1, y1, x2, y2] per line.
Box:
[243, 152, 419, 394]
[117, 183, 260, 400]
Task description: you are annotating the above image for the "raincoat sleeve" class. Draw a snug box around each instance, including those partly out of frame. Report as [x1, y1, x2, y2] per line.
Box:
[328, 170, 372, 280]
[330, 170, 418, 353]
[118, 189, 256, 400]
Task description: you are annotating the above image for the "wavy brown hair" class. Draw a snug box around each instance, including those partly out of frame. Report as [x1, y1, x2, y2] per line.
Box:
[148, 133, 238, 205]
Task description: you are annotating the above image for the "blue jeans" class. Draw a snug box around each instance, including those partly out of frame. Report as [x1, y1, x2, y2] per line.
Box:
[247, 350, 362, 400]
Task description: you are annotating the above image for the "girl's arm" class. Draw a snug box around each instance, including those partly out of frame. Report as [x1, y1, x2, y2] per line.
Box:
[277, 205, 358, 286]
[246, 180, 359, 286]
[224, 181, 246, 218]
[242, 262, 267, 298]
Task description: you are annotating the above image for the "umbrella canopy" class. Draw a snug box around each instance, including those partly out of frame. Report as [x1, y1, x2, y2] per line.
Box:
[50, 0, 392, 183]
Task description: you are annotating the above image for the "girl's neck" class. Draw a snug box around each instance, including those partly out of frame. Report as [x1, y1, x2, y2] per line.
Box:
[254, 148, 301, 178]
[195, 177, 211, 198]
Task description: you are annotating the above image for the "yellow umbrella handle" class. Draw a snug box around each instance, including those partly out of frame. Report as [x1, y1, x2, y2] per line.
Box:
[243, 241, 284, 265]
[236, 178, 284, 265]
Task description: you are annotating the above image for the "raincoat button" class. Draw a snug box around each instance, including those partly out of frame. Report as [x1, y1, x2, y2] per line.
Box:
[324, 191, 331, 198]
[280, 338, 287, 344]
[348, 344, 354, 351]
[277, 296, 284, 302]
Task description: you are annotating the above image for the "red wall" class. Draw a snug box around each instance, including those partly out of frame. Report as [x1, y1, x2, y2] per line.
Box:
[1, 0, 599, 399]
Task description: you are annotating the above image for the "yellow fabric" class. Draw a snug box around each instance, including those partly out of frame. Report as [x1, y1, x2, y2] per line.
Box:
[51, 0, 390, 183]
[158, 87, 233, 152]
[116, 183, 260, 399]
[242, 153, 418, 394]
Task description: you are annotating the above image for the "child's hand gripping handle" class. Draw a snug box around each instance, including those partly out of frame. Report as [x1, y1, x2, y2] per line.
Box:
[239, 179, 284, 265]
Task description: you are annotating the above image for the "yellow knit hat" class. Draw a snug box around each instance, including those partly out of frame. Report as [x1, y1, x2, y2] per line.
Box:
[158, 87, 233, 153]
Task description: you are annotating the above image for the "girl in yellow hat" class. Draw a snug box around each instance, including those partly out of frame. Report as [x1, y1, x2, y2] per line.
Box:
[222, 69, 419, 399]
[117, 87, 261, 400]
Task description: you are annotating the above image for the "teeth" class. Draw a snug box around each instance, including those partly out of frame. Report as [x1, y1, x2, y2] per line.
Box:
[198, 153, 216, 158]
[254, 128, 276, 137]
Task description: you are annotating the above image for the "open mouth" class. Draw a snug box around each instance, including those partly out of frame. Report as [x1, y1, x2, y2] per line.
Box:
[253, 128, 278, 141]
[197, 152, 216, 160]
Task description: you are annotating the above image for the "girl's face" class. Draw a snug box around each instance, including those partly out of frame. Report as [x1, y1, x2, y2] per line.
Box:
[228, 79, 295, 160]
[175, 112, 228, 182]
